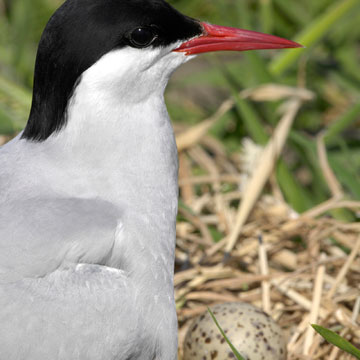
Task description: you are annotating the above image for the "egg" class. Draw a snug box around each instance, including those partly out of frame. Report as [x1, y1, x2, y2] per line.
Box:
[183, 302, 286, 360]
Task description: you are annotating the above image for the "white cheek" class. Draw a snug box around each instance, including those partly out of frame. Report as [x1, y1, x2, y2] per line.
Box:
[77, 44, 190, 104]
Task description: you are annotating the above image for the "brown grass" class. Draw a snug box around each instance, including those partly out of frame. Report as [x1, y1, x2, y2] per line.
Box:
[174, 85, 360, 360]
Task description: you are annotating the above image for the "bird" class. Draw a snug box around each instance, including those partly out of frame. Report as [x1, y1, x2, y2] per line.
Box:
[0, 0, 301, 359]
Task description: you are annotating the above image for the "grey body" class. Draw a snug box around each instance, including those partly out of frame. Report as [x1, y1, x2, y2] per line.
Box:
[0, 43, 188, 359]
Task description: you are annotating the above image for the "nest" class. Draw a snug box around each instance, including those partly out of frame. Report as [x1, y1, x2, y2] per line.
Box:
[174, 85, 360, 360]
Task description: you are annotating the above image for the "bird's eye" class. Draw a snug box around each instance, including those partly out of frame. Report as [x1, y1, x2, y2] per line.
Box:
[129, 27, 157, 48]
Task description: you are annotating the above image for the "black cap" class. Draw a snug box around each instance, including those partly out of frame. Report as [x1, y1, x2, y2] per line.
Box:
[23, 0, 202, 141]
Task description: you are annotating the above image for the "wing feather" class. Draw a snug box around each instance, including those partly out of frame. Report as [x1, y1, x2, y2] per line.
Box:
[0, 197, 120, 282]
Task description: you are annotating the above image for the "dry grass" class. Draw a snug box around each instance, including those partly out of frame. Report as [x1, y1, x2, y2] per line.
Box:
[174, 85, 360, 360]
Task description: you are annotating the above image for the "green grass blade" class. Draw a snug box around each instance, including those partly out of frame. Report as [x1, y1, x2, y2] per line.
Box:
[330, 72, 360, 96]
[288, 132, 356, 220]
[236, 0, 251, 29]
[270, 0, 360, 76]
[208, 307, 246, 360]
[312, 324, 360, 359]
[273, 0, 309, 26]
[232, 91, 268, 145]
[178, 199, 196, 216]
[276, 160, 313, 212]
[330, 154, 360, 200]
[0, 75, 31, 132]
[0, 75, 32, 108]
[0, 106, 16, 134]
[324, 102, 360, 145]
[243, 52, 274, 85]
[260, 0, 274, 33]
[226, 74, 314, 212]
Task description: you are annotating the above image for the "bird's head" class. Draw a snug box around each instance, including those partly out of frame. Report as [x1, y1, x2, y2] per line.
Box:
[23, 0, 301, 141]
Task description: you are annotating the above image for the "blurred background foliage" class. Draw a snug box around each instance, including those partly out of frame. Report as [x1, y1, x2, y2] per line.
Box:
[0, 0, 359, 217]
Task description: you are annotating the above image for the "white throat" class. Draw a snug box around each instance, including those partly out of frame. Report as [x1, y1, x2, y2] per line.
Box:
[44, 45, 190, 203]
[24, 45, 193, 280]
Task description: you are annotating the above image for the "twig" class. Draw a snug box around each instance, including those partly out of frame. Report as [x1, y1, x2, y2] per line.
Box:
[176, 98, 234, 152]
[303, 254, 326, 355]
[179, 152, 196, 205]
[176, 85, 314, 152]
[316, 133, 344, 199]
[272, 278, 328, 318]
[225, 98, 302, 254]
[288, 315, 311, 352]
[301, 200, 360, 219]
[258, 235, 271, 314]
[352, 296, 360, 324]
[327, 235, 360, 299]
[179, 173, 243, 185]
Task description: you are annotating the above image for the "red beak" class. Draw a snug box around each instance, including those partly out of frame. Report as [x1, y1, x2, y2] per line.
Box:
[174, 22, 302, 55]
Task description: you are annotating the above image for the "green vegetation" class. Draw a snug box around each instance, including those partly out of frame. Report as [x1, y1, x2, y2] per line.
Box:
[312, 324, 360, 359]
[0, 0, 359, 214]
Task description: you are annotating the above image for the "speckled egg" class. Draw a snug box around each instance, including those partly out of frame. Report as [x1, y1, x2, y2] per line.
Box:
[183, 302, 286, 360]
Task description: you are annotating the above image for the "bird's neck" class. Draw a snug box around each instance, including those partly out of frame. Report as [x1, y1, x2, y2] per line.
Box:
[52, 77, 179, 201]
[34, 82, 179, 286]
